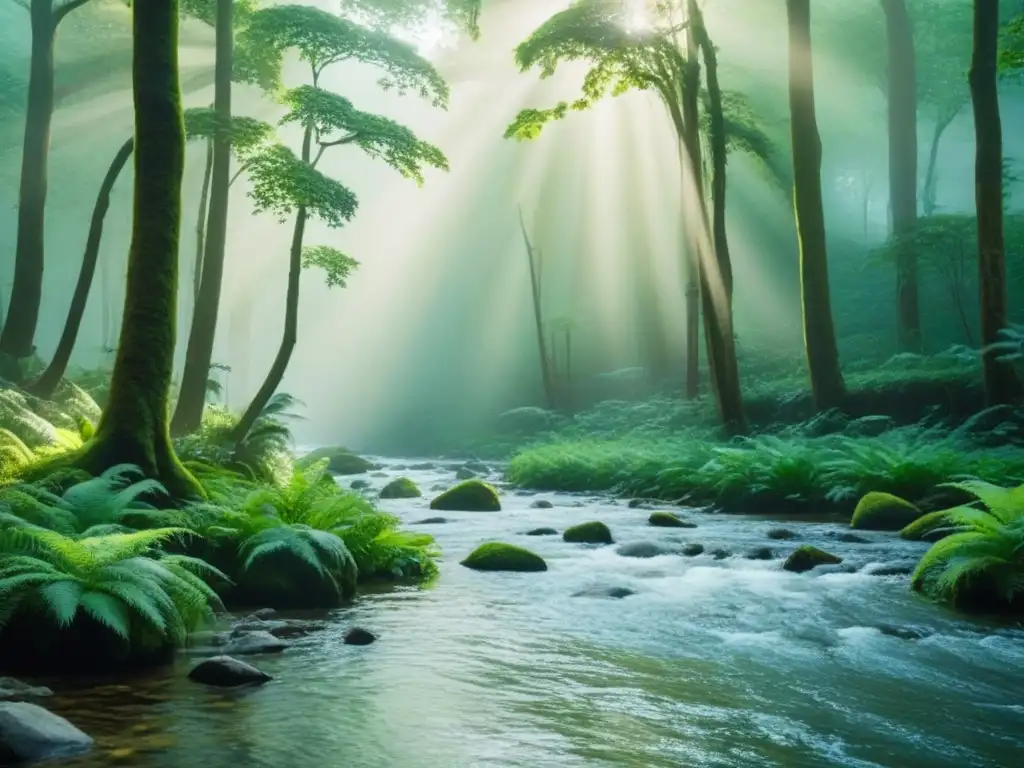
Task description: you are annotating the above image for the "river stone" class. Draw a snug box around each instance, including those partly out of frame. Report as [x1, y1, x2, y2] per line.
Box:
[350, 479, 370, 490]
[248, 608, 277, 620]
[877, 623, 929, 641]
[430, 480, 501, 512]
[0, 702, 93, 763]
[413, 516, 448, 525]
[648, 511, 696, 528]
[188, 656, 272, 687]
[851, 492, 922, 531]
[463, 460, 490, 474]
[408, 462, 435, 470]
[380, 477, 422, 499]
[0, 679, 52, 702]
[572, 586, 635, 599]
[461, 542, 547, 572]
[682, 543, 705, 557]
[617, 542, 667, 559]
[230, 619, 325, 640]
[744, 546, 775, 560]
[783, 546, 843, 573]
[865, 562, 916, 577]
[711, 548, 731, 560]
[525, 527, 558, 536]
[627, 498, 657, 509]
[344, 627, 377, 646]
[530, 499, 554, 509]
[828, 531, 870, 543]
[455, 467, 477, 480]
[222, 631, 289, 656]
[766, 528, 797, 540]
[563, 521, 613, 545]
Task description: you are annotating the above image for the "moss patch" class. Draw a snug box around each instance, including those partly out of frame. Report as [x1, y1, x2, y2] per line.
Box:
[460, 542, 547, 572]
[563, 521, 613, 545]
[648, 511, 696, 528]
[900, 509, 955, 541]
[379, 477, 421, 499]
[430, 480, 501, 511]
[850, 492, 922, 530]
[782, 545, 842, 573]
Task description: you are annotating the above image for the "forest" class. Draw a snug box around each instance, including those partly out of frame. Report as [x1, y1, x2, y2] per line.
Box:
[0, 0, 1023, 766]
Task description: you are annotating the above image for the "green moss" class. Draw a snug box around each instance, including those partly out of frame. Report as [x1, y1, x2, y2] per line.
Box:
[900, 509, 954, 541]
[430, 479, 501, 511]
[782, 545, 842, 573]
[460, 542, 547, 572]
[851, 491, 922, 530]
[648, 511, 695, 528]
[563, 521, 613, 544]
[297, 447, 374, 475]
[380, 477, 421, 499]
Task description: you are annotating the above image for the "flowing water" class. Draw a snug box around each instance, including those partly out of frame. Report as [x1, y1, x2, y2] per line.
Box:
[38, 459, 1024, 767]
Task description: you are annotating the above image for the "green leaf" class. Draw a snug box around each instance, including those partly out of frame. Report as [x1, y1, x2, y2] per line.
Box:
[246, 144, 359, 227]
[301, 246, 360, 288]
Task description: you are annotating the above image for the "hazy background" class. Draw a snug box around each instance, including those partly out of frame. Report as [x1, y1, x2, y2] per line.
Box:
[0, 0, 1021, 452]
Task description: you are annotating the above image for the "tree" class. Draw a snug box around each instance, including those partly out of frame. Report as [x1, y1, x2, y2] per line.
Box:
[517, 206, 556, 410]
[73, 0, 204, 498]
[504, 0, 774, 432]
[2, 0, 100, 361]
[228, 5, 450, 442]
[971, 0, 1019, 404]
[785, 0, 845, 410]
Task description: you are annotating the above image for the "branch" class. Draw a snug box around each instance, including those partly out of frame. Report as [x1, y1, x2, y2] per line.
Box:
[10, 0, 28, 11]
[54, 0, 95, 25]
[319, 133, 360, 149]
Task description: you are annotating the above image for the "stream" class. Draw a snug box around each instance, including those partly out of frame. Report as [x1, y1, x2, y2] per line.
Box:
[35, 458, 1024, 767]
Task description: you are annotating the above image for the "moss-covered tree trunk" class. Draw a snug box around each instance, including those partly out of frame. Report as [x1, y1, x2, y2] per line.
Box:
[693, 5, 746, 435]
[882, 0, 921, 352]
[74, 0, 203, 499]
[786, 0, 846, 411]
[172, 0, 234, 436]
[30, 137, 134, 400]
[230, 127, 312, 442]
[680, 25, 702, 402]
[970, 0, 1020, 405]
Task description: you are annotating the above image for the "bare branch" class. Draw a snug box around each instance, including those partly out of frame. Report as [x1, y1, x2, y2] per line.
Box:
[54, 0, 96, 25]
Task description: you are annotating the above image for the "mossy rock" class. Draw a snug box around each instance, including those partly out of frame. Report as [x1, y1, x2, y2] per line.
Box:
[460, 542, 547, 572]
[648, 511, 696, 528]
[783, 545, 842, 573]
[900, 509, 955, 542]
[850, 492, 922, 531]
[430, 480, 501, 512]
[379, 477, 422, 499]
[563, 521, 613, 545]
[297, 447, 374, 476]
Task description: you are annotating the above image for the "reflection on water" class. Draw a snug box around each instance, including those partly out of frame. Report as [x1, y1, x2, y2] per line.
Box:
[38, 460, 1024, 768]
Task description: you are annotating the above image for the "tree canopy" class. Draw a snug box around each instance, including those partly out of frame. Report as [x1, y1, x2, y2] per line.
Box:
[301, 245, 360, 288]
[246, 143, 359, 227]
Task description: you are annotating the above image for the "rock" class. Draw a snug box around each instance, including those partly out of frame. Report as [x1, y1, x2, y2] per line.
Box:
[371, 471, 388, 478]
[783, 545, 842, 573]
[616, 542, 667, 559]
[229, 619, 325, 640]
[408, 462, 436, 470]
[525, 527, 558, 536]
[343, 627, 377, 646]
[0, 702, 93, 764]
[766, 528, 797, 540]
[431, 484, 447, 492]
[430, 480, 501, 512]
[572, 586, 635, 599]
[350, 479, 370, 490]
[461, 542, 547, 572]
[530, 499, 554, 509]
[187, 656, 272, 687]
[627, 498, 657, 509]
[682, 543, 705, 556]
[0, 679, 52, 702]
[297, 447, 374, 475]
[851, 492, 922, 531]
[744, 546, 775, 560]
[648, 511, 696, 528]
[900, 510, 955, 541]
[865, 562, 915, 577]
[380, 477, 422, 499]
[876, 623, 928, 641]
[249, 608, 277, 620]
[455, 467, 478, 480]
[828, 531, 869, 543]
[563, 521, 613, 545]
[710, 548, 731, 560]
[463, 460, 490, 474]
[413, 516, 448, 525]
[222, 631, 289, 656]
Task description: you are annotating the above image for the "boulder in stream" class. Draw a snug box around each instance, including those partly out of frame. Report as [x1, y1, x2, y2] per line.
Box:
[617, 541, 667, 559]
[343, 627, 377, 646]
[461, 543, 548, 572]
[413, 516, 448, 525]
[380, 477, 422, 499]
[783, 545, 843, 573]
[430, 480, 501, 511]
[455, 467, 478, 480]
[297, 447, 374, 475]
[563, 521, 613, 545]
[0, 679, 52, 702]
[222, 631, 289, 656]
[525, 527, 558, 536]
[572, 586, 635, 599]
[530, 499, 554, 509]
[766, 528, 797, 540]
[682, 543, 705, 557]
[0, 702, 93, 764]
[744, 546, 775, 560]
[188, 656, 272, 687]
[648, 511, 696, 528]
[850, 492, 922, 531]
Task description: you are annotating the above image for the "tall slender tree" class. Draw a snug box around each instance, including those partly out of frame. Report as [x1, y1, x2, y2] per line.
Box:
[785, 0, 845, 410]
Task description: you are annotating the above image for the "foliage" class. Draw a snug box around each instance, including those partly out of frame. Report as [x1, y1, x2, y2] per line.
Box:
[1000, 13, 1024, 72]
[340, 0, 482, 40]
[246, 143, 359, 226]
[183, 107, 274, 157]
[301, 246, 360, 288]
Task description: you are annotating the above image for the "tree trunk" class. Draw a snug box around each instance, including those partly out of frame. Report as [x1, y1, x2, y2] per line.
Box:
[681, 21, 702, 402]
[0, 0, 56, 359]
[922, 110, 958, 215]
[882, 0, 921, 351]
[74, 0, 203, 500]
[231, 127, 311, 442]
[171, 0, 234, 436]
[193, 137, 214, 304]
[970, 0, 1020, 405]
[517, 206, 556, 410]
[786, 0, 846, 410]
[693, 5, 746, 435]
[29, 137, 134, 400]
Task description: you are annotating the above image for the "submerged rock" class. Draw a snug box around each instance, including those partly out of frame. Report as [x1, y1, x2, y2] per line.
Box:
[682, 543, 705, 557]
[648, 511, 696, 528]
[0, 679, 52, 702]
[380, 477, 422, 499]
[350, 479, 370, 490]
[463, 460, 490, 474]
[851, 492, 922, 531]
[461, 542, 547, 572]
[407, 462, 436, 471]
[783, 545, 842, 573]
[563, 521, 613, 545]
[828, 531, 869, 543]
[627, 498, 657, 509]
[710, 548, 731, 560]
[530, 499, 554, 509]
[0, 702, 93, 764]
[744, 546, 775, 561]
[572, 586, 635, 599]
[188, 656, 272, 687]
[766, 528, 797, 540]
[617, 542, 667, 559]
[430, 480, 501, 512]
[455, 467, 478, 480]
[525, 527, 558, 536]
[222, 631, 289, 656]
[865, 562, 916, 577]
[413, 516, 448, 525]
[343, 627, 377, 646]
[876, 623, 929, 641]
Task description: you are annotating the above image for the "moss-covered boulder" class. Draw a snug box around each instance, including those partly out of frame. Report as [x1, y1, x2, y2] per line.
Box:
[563, 521, 613, 545]
[900, 510, 955, 542]
[297, 447, 374, 475]
[783, 546, 842, 573]
[460, 543, 547, 572]
[379, 477, 422, 499]
[430, 480, 501, 512]
[648, 511, 696, 528]
[850, 492, 922, 531]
